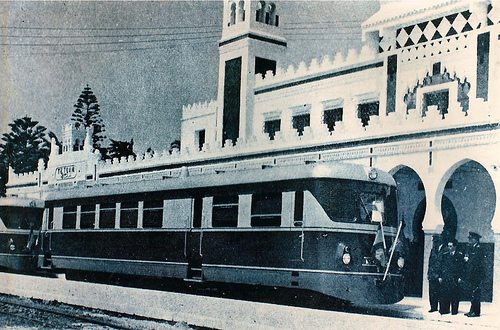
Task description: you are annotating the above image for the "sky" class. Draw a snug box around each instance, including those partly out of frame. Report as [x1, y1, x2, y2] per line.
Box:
[0, 1, 380, 153]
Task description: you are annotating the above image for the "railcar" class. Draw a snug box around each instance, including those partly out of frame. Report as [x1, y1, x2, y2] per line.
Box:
[0, 197, 44, 271]
[3, 162, 404, 304]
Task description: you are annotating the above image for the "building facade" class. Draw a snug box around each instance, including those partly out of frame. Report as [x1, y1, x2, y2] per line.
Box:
[6, 0, 500, 302]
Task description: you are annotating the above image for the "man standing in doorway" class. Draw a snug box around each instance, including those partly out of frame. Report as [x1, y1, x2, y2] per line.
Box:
[438, 239, 463, 315]
[463, 231, 484, 317]
[428, 234, 444, 313]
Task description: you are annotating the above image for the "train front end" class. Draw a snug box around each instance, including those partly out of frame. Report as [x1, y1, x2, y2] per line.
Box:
[300, 166, 405, 305]
[0, 197, 44, 271]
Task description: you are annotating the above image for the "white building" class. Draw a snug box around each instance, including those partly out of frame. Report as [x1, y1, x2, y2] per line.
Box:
[7, 0, 500, 302]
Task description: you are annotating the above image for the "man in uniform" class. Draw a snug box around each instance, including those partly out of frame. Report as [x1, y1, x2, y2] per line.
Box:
[438, 239, 463, 315]
[428, 234, 443, 313]
[463, 232, 484, 317]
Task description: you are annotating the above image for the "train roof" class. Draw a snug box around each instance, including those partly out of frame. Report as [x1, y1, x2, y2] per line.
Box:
[46, 162, 396, 201]
[0, 197, 45, 208]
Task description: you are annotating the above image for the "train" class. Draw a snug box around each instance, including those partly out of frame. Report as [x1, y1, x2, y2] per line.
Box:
[0, 162, 405, 305]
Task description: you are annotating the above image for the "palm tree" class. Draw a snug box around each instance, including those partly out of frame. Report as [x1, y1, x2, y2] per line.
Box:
[71, 84, 106, 149]
[0, 116, 52, 175]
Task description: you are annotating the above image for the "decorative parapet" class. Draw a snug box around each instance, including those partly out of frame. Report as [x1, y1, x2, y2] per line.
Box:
[6, 167, 40, 188]
[254, 45, 379, 89]
[182, 100, 218, 120]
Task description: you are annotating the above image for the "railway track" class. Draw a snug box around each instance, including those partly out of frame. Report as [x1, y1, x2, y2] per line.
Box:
[3, 272, 495, 330]
[0, 294, 199, 329]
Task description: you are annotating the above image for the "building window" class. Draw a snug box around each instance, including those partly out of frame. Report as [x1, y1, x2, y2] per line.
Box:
[292, 113, 310, 136]
[62, 206, 77, 229]
[323, 108, 343, 132]
[238, 0, 245, 22]
[80, 204, 95, 229]
[99, 203, 116, 229]
[255, 57, 276, 78]
[423, 89, 449, 118]
[432, 62, 441, 76]
[251, 192, 281, 227]
[264, 119, 280, 140]
[357, 101, 379, 127]
[143, 200, 163, 228]
[120, 201, 138, 228]
[229, 2, 236, 26]
[196, 129, 206, 151]
[212, 195, 238, 227]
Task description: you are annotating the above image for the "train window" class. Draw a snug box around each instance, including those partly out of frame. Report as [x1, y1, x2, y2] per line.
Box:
[294, 190, 304, 223]
[143, 200, 163, 228]
[0, 206, 44, 229]
[80, 204, 96, 229]
[62, 206, 77, 229]
[99, 203, 116, 229]
[212, 195, 238, 227]
[120, 201, 138, 228]
[48, 207, 54, 229]
[193, 197, 203, 228]
[310, 181, 395, 225]
[251, 192, 281, 227]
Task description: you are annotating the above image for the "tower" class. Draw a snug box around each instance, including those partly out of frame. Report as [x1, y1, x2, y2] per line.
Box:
[62, 122, 86, 153]
[217, 0, 287, 146]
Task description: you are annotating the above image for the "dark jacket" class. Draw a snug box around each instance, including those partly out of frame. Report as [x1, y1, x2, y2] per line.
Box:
[439, 247, 463, 287]
[463, 243, 485, 287]
[428, 243, 443, 280]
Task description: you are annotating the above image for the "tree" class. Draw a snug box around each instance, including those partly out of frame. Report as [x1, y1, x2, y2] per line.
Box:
[71, 84, 106, 149]
[0, 117, 53, 195]
[107, 139, 135, 160]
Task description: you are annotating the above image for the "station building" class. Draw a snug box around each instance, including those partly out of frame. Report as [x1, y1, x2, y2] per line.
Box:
[6, 0, 500, 303]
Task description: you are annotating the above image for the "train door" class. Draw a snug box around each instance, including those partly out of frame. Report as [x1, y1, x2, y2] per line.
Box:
[185, 196, 203, 281]
[39, 206, 53, 268]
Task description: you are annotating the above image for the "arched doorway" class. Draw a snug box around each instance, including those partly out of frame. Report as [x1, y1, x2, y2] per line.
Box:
[392, 166, 425, 296]
[412, 195, 458, 296]
[442, 160, 495, 301]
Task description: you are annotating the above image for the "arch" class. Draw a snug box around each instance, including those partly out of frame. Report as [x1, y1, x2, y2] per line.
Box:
[237, 0, 245, 22]
[439, 159, 495, 241]
[229, 2, 237, 26]
[391, 165, 425, 296]
[266, 3, 276, 25]
[439, 159, 496, 301]
[256, 1, 266, 23]
[73, 139, 82, 151]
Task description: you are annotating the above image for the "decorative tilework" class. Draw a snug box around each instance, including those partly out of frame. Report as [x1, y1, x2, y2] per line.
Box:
[379, 8, 494, 53]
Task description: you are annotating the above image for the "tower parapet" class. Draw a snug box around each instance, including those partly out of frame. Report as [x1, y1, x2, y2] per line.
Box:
[221, 1, 285, 44]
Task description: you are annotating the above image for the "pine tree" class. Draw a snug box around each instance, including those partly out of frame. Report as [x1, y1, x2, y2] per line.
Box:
[0, 117, 52, 175]
[71, 84, 106, 149]
[107, 139, 135, 160]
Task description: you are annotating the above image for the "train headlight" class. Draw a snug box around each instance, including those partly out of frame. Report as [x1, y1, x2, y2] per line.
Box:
[397, 257, 405, 269]
[368, 168, 378, 180]
[342, 253, 351, 265]
[8, 238, 15, 251]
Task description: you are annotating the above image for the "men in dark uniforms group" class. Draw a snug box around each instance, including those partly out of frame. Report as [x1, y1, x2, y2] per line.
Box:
[427, 232, 484, 317]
